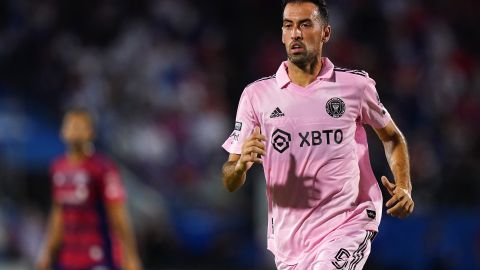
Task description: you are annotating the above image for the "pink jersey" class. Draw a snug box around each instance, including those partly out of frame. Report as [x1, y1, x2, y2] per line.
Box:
[222, 58, 391, 264]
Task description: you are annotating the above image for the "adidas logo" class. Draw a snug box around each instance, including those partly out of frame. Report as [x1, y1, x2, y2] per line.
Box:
[270, 107, 285, 118]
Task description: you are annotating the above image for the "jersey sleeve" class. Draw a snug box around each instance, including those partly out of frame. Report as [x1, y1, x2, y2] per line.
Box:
[360, 77, 391, 129]
[100, 161, 126, 204]
[222, 88, 259, 154]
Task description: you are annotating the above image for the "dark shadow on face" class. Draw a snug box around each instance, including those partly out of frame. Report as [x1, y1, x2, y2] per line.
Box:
[271, 153, 321, 209]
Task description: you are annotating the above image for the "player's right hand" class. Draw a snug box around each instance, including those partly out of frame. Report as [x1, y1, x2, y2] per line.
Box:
[235, 126, 266, 173]
[124, 257, 142, 270]
[35, 255, 51, 270]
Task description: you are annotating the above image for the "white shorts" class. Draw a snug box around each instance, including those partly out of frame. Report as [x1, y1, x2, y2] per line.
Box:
[275, 230, 377, 270]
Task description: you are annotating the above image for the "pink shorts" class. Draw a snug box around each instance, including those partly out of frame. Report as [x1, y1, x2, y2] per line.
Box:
[275, 230, 377, 270]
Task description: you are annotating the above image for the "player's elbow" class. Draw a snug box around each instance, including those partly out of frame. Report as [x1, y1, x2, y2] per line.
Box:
[391, 131, 407, 148]
[223, 177, 239, 192]
[226, 185, 239, 193]
[226, 186, 237, 193]
[222, 160, 243, 192]
[381, 128, 406, 146]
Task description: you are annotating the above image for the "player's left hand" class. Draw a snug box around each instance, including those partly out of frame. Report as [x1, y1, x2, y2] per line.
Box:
[35, 254, 51, 270]
[124, 258, 142, 270]
[381, 176, 414, 219]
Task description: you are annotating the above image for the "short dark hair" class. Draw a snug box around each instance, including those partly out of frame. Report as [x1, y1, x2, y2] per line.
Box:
[282, 0, 329, 23]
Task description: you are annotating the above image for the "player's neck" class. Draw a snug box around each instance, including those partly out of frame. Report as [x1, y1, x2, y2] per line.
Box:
[287, 57, 323, 87]
[66, 143, 94, 162]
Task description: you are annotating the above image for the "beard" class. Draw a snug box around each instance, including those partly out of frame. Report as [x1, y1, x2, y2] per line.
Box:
[287, 49, 318, 71]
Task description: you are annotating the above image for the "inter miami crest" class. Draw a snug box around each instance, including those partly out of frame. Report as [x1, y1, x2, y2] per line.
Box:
[326, 97, 346, 118]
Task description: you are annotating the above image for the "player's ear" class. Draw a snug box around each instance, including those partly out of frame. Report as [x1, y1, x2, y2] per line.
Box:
[87, 123, 96, 141]
[322, 25, 331, 43]
[88, 129, 96, 141]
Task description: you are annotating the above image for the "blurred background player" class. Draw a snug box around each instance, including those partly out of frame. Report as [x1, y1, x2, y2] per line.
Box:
[36, 109, 141, 270]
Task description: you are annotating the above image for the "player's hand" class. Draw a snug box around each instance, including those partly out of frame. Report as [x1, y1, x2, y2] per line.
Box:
[124, 257, 142, 270]
[35, 254, 51, 270]
[235, 126, 266, 174]
[381, 176, 414, 219]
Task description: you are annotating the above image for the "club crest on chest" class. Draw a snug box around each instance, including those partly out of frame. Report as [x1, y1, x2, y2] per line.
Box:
[326, 97, 346, 118]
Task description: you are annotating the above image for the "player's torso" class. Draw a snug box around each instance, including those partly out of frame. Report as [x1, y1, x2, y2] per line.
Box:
[251, 78, 363, 171]
[52, 158, 102, 207]
[250, 76, 369, 261]
[51, 156, 119, 269]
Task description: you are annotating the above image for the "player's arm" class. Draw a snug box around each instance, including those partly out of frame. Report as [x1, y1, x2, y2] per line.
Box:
[374, 120, 414, 219]
[222, 126, 266, 192]
[106, 202, 142, 270]
[36, 203, 63, 270]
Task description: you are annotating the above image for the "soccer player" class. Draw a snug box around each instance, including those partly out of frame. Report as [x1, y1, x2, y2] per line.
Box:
[221, 0, 414, 269]
[37, 109, 141, 270]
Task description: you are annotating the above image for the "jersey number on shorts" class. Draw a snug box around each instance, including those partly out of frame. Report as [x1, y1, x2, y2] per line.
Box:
[332, 248, 350, 269]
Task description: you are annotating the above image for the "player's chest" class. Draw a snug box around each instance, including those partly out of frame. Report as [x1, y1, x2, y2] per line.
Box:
[53, 168, 99, 205]
[254, 89, 359, 154]
[257, 90, 360, 130]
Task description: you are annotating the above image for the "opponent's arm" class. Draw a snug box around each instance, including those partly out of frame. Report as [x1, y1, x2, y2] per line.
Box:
[106, 203, 142, 270]
[222, 126, 266, 192]
[374, 120, 414, 219]
[36, 204, 63, 270]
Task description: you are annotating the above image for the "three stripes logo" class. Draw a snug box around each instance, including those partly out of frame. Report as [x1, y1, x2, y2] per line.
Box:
[270, 107, 285, 118]
[334, 66, 368, 77]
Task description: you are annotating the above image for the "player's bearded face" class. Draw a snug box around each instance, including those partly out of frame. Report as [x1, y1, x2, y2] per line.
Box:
[286, 40, 317, 67]
[282, 3, 329, 68]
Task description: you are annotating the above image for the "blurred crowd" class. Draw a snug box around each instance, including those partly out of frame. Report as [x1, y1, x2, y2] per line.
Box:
[0, 0, 479, 269]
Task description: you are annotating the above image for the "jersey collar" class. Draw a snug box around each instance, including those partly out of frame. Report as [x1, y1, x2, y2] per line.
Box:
[275, 57, 335, 89]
